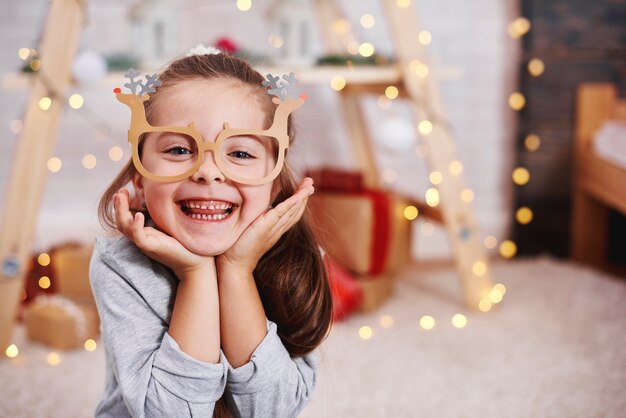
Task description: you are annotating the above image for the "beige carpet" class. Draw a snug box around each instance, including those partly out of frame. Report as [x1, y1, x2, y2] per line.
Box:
[1, 257, 625, 417]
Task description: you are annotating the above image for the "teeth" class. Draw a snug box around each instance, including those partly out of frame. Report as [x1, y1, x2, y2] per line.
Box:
[183, 201, 233, 210]
[188, 212, 229, 221]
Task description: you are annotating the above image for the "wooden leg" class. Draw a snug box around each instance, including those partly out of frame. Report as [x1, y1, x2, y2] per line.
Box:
[571, 190, 609, 268]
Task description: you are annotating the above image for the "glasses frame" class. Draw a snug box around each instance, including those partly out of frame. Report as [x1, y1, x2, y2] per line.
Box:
[116, 91, 304, 185]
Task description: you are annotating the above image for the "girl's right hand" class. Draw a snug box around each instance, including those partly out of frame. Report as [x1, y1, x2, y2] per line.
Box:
[114, 189, 213, 278]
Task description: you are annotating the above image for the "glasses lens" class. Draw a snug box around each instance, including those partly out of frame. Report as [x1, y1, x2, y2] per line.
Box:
[139, 131, 199, 178]
[219, 135, 280, 182]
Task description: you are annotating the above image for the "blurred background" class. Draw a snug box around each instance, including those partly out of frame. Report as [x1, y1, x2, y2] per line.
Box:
[1, 0, 625, 417]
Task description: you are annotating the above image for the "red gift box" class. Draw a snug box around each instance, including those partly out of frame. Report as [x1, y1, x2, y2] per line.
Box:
[310, 189, 412, 276]
[305, 168, 363, 193]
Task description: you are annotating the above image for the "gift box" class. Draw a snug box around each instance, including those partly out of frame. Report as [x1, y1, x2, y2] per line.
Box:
[23, 295, 100, 350]
[357, 272, 395, 312]
[324, 255, 363, 321]
[305, 167, 363, 192]
[51, 243, 95, 304]
[310, 190, 412, 276]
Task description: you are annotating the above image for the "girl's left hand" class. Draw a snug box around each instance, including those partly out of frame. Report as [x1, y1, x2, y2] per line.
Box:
[216, 177, 314, 274]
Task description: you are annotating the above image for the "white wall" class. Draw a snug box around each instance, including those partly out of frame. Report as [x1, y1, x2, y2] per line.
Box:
[0, 0, 520, 259]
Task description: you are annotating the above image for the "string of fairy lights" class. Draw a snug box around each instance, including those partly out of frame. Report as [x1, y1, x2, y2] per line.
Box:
[4, 1, 541, 359]
[11, 48, 126, 174]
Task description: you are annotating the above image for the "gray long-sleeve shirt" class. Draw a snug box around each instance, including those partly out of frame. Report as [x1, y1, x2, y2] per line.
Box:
[89, 235, 316, 417]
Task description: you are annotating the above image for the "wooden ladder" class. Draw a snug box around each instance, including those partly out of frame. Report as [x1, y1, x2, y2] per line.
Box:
[0, 0, 85, 354]
[314, 0, 494, 308]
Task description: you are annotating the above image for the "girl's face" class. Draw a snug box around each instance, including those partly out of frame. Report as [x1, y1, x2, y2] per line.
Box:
[133, 78, 275, 256]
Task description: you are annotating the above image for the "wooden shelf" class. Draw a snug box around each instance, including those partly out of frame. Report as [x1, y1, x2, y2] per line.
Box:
[2, 64, 462, 91]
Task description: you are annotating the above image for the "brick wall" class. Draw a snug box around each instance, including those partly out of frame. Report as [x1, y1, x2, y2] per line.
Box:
[513, 0, 626, 257]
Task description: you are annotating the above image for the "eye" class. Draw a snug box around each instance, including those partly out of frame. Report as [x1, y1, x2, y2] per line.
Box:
[229, 150, 255, 159]
[166, 146, 193, 155]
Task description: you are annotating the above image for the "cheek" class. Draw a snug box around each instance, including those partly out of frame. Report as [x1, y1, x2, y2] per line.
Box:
[240, 185, 273, 218]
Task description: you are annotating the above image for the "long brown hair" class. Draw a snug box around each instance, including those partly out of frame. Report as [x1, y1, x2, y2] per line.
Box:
[98, 53, 332, 417]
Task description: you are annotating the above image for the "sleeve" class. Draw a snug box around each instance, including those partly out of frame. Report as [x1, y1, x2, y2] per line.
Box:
[90, 242, 227, 418]
[222, 321, 317, 418]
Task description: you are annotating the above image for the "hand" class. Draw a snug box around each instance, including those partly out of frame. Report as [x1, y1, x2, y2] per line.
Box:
[114, 189, 213, 278]
[216, 177, 314, 275]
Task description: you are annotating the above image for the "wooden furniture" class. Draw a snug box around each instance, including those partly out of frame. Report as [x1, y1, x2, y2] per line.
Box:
[571, 83, 626, 272]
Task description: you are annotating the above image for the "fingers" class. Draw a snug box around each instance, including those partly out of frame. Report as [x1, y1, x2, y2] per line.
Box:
[266, 178, 314, 238]
[114, 189, 135, 235]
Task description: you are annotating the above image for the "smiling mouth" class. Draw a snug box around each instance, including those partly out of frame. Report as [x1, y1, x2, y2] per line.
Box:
[179, 200, 237, 221]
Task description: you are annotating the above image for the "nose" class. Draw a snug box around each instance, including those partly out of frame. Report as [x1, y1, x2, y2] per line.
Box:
[190, 151, 225, 183]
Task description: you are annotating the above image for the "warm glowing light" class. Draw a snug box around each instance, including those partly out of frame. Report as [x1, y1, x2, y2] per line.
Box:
[347, 41, 360, 55]
[418, 30, 432, 45]
[47, 157, 62, 173]
[330, 75, 346, 91]
[449, 160, 463, 175]
[461, 188, 474, 203]
[425, 188, 439, 207]
[358, 42, 375, 57]
[421, 221, 434, 236]
[451, 314, 467, 328]
[84, 339, 97, 351]
[9, 119, 23, 134]
[383, 169, 398, 184]
[429, 171, 442, 185]
[489, 288, 504, 304]
[236, 0, 251, 11]
[333, 19, 350, 35]
[478, 299, 492, 312]
[38, 253, 51, 266]
[397, 0, 411, 8]
[508, 92, 526, 110]
[418, 120, 433, 135]
[109, 146, 124, 161]
[472, 261, 487, 277]
[385, 85, 399, 100]
[516, 206, 533, 224]
[508, 17, 531, 38]
[268, 35, 284, 49]
[525, 134, 541, 151]
[68, 94, 84, 109]
[484, 235, 498, 249]
[18, 48, 31, 60]
[528, 58, 545, 76]
[47, 352, 61, 366]
[30, 59, 41, 71]
[419, 315, 435, 330]
[38, 276, 51, 289]
[379, 315, 394, 329]
[512, 167, 530, 185]
[39, 97, 52, 110]
[6, 344, 19, 358]
[404, 205, 419, 220]
[359, 326, 373, 340]
[360, 14, 375, 29]
[82, 154, 97, 169]
[499, 240, 517, 258]
[377, 95, 392, 109]
[493, 283, 507, 295]
[409, 60, 429, 78]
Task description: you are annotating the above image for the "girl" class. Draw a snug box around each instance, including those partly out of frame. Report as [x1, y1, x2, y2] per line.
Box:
[90, 51, 332, 417]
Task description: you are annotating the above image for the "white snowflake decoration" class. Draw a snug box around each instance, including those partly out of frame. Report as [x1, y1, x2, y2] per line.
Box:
[186, 44, 222, 57]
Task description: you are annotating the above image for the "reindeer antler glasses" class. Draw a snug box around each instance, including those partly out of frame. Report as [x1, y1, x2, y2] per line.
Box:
[114, 69, 305, 185]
